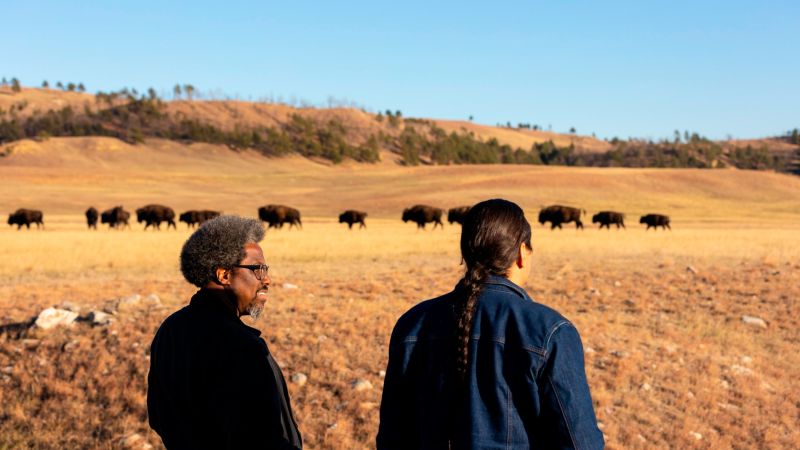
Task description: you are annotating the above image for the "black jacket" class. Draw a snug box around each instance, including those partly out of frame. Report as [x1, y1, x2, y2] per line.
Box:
[147, 289, 302, 449]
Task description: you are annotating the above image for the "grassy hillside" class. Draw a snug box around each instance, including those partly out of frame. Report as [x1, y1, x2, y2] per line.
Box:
[1, 137, 799, 224]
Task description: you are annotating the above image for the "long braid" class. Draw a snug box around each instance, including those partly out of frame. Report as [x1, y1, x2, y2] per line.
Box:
[454, 262, 489, 380]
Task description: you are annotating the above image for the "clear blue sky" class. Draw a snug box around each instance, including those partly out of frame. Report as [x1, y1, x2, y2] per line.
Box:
[3, 0, 798, 140]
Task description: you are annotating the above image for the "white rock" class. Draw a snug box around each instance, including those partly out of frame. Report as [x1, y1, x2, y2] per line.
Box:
[689, 431, 702, 441]
[378, 370, 386, 378]
[584, 347, 596, 354]
[741, 315, 767, 328]
[740, 355, 753, 364]
[290, 373, 308, 386]
[613, 281, 622, 287]
[87, 311, 113, 326]
[353, 379, 373, 391]
[640, 383, 652, 391]
[282, 283, 298, 289]
[35, 308, 79, 330]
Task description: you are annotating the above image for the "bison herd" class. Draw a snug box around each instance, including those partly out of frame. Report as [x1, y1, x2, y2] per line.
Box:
[7, 203, 672, 232]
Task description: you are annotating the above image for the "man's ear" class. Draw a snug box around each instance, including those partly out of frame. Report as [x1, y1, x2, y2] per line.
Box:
[215, 267, 231, 286]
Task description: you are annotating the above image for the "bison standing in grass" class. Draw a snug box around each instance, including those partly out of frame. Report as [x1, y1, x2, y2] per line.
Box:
[447, 206, 471, 225]
[85, 207, 99, 230]
[592, 211, 626, 229]
[136, 204, 177, 230]
[640, 214, 671, 231]
[339, 210, 367, 229]
[7, 209, 44, 230]
[402, 205, 444, 230]
[538, 205, 584, 230]
[258, 205, 302, 230]
[101, 206, 130, 229]
[180, 210, 221, 229]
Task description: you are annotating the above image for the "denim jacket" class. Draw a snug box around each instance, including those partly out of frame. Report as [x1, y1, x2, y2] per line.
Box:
[377, 276, 604, 450]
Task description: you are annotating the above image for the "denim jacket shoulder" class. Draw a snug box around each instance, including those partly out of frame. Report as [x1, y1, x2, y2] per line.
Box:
[476, 275, 573, 360]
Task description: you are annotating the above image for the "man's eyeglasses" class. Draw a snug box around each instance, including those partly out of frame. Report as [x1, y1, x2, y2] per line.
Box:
[234, 264, 270, 281]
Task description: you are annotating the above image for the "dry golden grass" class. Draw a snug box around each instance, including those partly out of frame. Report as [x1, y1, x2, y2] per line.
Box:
[1, 137, 799, 449]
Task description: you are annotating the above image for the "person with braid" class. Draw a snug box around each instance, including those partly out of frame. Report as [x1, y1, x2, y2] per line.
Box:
[377, 199, 604, 449]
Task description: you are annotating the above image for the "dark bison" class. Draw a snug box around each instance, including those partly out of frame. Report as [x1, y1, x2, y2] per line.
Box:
[136, 204, 176, 230]
[179, 210, 221, 229]
[7, 209, 44, 230]
[85, 207, 99, 230]
[538, 205, 585, 230]
[447, 206, 471, 225]
[592, 211, 626, 229]
[101, 206, 130, 229]
[640, 214, 671, 231]
[402, 205, 444, 230]
[258, 205, 302, 229]
[339, 210, 367, 229]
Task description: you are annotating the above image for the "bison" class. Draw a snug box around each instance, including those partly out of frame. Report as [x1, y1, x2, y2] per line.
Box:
[85, 207, 99, 230]
[592, 211, 626, 229]
[136, 204, 176, 230]
[402, 205, 444, 230]
[179, 210, 221, 229]
[339, 210, 367, 229]
[640, 214, 671, 231]
[258, 205, 302, 230]
[538, 205, 585, 230]
[7, 209, 44, 230]
[101, 206, 130, 229]
[447, 206, 471, 225]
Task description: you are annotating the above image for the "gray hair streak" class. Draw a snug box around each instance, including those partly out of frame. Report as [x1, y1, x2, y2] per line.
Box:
[180, 215, 265, 287]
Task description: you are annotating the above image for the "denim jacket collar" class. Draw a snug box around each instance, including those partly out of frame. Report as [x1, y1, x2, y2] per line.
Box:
[482, 274, 527, 299]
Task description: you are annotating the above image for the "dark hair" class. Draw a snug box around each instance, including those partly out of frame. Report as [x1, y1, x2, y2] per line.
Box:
[180, 215, 265, 287]
[454, 199, 532, 379]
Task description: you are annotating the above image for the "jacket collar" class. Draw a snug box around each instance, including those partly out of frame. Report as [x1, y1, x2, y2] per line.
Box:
[190, 288, 263, 337]
[483, 274, 528, 299]
[453, 274, 528, 299]
[190, 288, 238, 317]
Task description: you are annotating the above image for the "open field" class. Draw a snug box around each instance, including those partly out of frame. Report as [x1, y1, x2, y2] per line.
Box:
[1, 137, 800, 449]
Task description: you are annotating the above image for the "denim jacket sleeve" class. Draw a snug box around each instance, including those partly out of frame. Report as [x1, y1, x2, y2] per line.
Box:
[376, 326, 411, 450]
[537, 321, 605, 450]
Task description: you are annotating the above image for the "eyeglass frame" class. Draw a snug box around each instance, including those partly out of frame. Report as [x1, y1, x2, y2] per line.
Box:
[233, 264, 270, 281]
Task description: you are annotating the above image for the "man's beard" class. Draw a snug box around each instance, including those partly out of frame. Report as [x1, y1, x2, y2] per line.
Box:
[247, 300, 265, 320]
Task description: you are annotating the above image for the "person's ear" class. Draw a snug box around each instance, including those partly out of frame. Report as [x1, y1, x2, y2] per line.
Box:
[516, 243, 530, 269]
[215, 267, 231, 286]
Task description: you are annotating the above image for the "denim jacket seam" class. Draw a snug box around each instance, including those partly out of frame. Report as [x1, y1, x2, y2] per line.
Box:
[521, 345, 547, 357]
[545, 320, 572, 349]
[548, 375, 580, 450]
